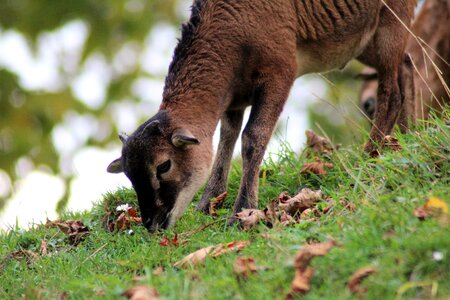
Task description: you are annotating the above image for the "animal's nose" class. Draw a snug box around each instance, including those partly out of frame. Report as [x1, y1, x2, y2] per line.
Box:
[363, 96, 376, 118]
[143, 218, 157, 232]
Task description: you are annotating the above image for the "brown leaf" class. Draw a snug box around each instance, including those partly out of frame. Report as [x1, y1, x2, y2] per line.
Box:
[174, 241, 250, 268]
[123, 285, 160, 300]
[234, 257, 257, 278]
[413, 207, 428, 220]
[159, 233, 179, 247]
[173, 246, 215, 268]
[109, 210, 142, 232]
[286, 267, 315, 299]
[45, 219, 90, 246]
[209, 191, 228, 216]
[305, 130, 335, 155]
[413, 197, 448, 224]
[347, 266, 376, 295]
[278, 188, 323, 216]
[279, 211, 296, 226]
[40, 240, 48, 256]
[235, 209, 266, 230]
[10, 249, 39, 263]
[210, 241, 250, 257]
[287, 240, 336, 298]
[301, 162, 333, 176]
[383, 135, 402, 151]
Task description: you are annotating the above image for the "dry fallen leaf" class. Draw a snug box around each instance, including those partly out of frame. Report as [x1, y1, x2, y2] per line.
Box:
[235, 209, 266, 230]
[210, 241, 250, 257]
[45, 219, 90, 246]
[424, 196, 448, 214]
[301, 162, 333, 176]
[383, 135, 402, 151]
[413, 207, 428, 220]
[10, 249, 39, 263]
[108, 207, 142, 232]
[234, 257, 257, 278]
[278, 188, 323, 216]
[174, 241, 250, 268]
[173, 246, 215, 268]
[414, 196, 448, 223]
[347, 266, 376, 295]
[159, 233, 179, 247]
[286, 240, 336, 299]
[209, 191, 228, 216]
[305, 130, 335, 155]
[123, 285, 160, 300]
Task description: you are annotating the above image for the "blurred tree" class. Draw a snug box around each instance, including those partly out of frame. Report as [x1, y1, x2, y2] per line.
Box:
[0, 0, 181, 210]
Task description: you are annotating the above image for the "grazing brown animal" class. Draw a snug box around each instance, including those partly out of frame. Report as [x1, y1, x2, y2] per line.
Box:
[359, 0, 450, 120]
[108, 0, 415, 231]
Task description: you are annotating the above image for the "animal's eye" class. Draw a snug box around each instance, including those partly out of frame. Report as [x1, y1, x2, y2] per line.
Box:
[157, 160, 171, 174]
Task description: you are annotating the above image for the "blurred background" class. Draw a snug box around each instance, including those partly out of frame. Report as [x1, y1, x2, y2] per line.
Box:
[0, 0, 369, 230]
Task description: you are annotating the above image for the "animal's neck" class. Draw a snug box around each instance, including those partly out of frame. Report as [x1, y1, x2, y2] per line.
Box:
[160, 30, 239, 139]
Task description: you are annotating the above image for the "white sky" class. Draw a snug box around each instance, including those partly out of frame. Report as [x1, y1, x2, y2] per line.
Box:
[0, 7, 326, 231]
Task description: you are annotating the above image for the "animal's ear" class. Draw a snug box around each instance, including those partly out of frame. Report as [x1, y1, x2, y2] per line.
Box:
[171, 128, 200, 148]
[107, 157, 123, 173]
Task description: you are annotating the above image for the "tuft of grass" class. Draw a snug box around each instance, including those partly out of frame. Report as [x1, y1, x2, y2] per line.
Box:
[1, 109, 449, 299]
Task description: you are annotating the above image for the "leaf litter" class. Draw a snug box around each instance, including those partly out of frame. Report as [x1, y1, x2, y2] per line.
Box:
[301, 161, 333, 176]
[414, 196, 448, 224]
[45, 219, 90, 246]
[233, 256, 258, 278]
[235, 188, 326, 230]
[286, 240, 336, 299]
[347, 266, 377, 295]
[173, 241, 250, 268]
[209, 191, 228, 216]
[108, 206, 142, 232]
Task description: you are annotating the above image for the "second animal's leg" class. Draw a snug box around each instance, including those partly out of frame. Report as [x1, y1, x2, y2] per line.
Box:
[196, 110, 244, 212]
[397, 55, 415, 131]
[231, 72, 295, 220]
[358, 3, 413, 151]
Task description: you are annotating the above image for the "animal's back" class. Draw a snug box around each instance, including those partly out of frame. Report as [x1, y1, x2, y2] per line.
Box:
[291, 0, 381, 74]
[294, 0, 380, 41]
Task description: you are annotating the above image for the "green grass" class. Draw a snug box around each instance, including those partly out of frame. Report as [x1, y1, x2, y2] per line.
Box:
[1, 111, 449, 300]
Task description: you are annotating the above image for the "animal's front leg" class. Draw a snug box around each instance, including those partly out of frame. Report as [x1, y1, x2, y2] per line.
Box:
[231, 75, 295, 222]
[197, 110, 244, 212]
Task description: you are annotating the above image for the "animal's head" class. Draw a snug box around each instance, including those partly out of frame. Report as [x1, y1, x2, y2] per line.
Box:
[107, 110, 212, 232]
[357, 67, 378, 119]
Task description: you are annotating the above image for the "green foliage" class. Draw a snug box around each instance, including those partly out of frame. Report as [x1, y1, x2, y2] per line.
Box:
[0, 0, 180, 209]
[0, 110, 449, 299]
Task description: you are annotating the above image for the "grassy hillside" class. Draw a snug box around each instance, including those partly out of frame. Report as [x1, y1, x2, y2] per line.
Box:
[1, 111, 449, 299]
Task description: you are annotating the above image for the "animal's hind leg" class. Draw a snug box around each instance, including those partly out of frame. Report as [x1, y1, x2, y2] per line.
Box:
[196, 109, 244, 213]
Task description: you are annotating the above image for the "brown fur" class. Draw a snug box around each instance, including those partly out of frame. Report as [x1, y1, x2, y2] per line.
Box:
[359, 0, 450, 120]
[109, 0, 416, 230]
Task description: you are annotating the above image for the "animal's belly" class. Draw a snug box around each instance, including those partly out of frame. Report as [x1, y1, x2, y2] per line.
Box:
[295, 30, 374, 76]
